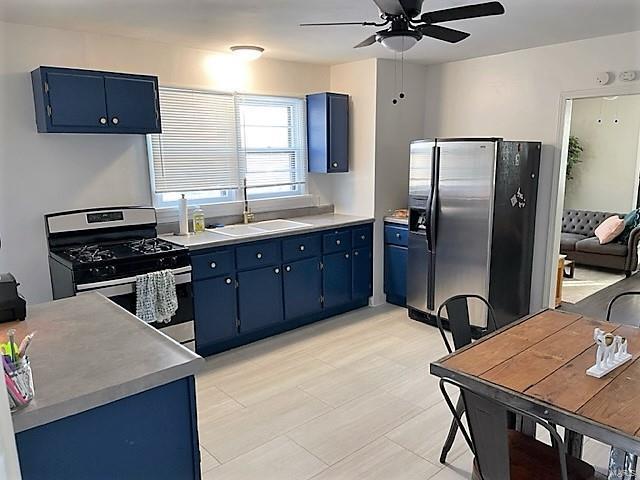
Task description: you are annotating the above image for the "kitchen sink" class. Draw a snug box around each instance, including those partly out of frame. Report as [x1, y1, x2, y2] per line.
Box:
[209, 219, 311, 237]
[251, 219, 311, 231]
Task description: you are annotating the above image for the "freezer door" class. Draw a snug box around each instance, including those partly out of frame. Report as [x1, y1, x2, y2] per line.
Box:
[432, 140, 497, 327]
[407, 140, 435, 313]
[409, 140, 435, 197]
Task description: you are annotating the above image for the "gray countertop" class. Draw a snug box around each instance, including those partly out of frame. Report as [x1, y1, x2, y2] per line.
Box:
[161, 213, 375, 251]
[384, 216, 408, 225]
[10, 293, 203, 433]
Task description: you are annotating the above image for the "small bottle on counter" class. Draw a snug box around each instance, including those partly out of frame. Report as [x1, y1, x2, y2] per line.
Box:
[193, 206, 205, 233]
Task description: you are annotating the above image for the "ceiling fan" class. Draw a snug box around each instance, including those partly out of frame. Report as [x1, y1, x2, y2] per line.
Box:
[300, 0, 505, 53]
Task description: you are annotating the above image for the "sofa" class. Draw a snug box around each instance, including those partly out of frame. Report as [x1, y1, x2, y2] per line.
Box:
[560, 209, 640, 277]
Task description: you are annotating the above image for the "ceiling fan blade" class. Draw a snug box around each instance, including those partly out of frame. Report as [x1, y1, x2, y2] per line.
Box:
[300, 21, 380, 26]
[417, 24, 470, 43]
[420, 1, 505, 24]
[354, 34, 378, 48]
[371, 0, 408, 16]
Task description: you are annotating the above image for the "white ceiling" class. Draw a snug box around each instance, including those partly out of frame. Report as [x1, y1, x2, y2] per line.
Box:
[1, 0, 639, 65]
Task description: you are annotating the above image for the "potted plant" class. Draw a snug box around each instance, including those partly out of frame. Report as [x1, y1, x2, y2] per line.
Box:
[566, 135, 583, 180]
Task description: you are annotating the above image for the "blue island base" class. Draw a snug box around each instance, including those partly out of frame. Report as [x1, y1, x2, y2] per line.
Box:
[16, 377, 200, 480]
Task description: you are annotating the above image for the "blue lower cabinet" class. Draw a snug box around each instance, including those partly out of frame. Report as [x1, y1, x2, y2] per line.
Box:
[283, 257, 323, 321]
[191, 222, 374, 356]
[384, 244, 407, 306]
[193, 275, 237, 351]
[352, 246, 372, 300]
[16, 377, 200, 480]
[238, 266, 284, 333]
[323, 251, 352, 309]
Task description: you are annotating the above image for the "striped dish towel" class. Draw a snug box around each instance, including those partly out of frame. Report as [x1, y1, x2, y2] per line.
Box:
[135, 270, 178, 324]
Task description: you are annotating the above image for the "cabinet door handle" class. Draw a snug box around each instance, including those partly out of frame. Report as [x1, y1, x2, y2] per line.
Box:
[274, 268, 280, 274]
[345, 253, 350, 259]
[396, 233, 401, 239]
[361, 235, 366, 240]
[99, 117, 107, 125]
[210, 262, 217, 269]
[111, 117, 119, 125]
[354, 251, 359, 256]
[285, 266, 291, 272]
[332, 162, 338, 168]
[299, 245, 305, 251]
[256, 252, 262, 259]
[336, 239, 341, 245]
[225, 278, 232, 285]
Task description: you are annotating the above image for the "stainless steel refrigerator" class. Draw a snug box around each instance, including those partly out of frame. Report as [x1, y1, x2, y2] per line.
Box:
[407, 138, 540, 330]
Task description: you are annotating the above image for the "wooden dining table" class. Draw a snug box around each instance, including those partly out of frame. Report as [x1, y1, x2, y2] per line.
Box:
[430, 309, 640, 476]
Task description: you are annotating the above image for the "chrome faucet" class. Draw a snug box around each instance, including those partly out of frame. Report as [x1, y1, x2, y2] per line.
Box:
[242, 178, 255, 224]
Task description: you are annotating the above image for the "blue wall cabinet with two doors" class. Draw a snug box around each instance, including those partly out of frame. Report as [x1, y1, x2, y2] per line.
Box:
[191, 222, 373, 356]
[31, 66, 161, 134]
[307, 92, 349, 173]
[384, 222, 408, 307]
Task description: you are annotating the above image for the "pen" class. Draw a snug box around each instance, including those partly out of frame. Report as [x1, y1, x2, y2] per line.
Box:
[7, 329, 16, 363]
[18, 332, 35, 359]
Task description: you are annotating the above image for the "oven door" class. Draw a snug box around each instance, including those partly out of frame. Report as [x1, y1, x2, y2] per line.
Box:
[76, 266, 195, 349]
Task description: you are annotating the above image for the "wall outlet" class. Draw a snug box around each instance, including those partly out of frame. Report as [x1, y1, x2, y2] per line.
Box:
[596, 72, 614, 86]
[619, 70, 638, 82]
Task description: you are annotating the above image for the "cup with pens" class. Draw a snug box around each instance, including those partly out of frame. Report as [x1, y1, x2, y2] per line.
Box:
[2, 329, 35, 412]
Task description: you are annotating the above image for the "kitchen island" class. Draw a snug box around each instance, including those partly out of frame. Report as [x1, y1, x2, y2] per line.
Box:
[9, 293, 203, 479]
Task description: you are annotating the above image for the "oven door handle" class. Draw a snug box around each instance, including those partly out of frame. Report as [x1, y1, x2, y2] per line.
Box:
[76, 266, 192, 294]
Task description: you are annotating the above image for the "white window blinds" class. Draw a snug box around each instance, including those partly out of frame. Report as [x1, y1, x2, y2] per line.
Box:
[149, 87, 240, 193]
[148, 88, 307, 200]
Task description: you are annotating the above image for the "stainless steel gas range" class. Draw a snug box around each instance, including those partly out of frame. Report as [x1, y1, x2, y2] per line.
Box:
[45, 206, 194, 348]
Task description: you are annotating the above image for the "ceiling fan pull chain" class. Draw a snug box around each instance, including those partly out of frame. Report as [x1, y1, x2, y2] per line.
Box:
[399, 46, 406, 100]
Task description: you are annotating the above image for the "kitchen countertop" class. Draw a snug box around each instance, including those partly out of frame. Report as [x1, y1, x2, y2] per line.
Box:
[161, 213, 375, 250]
[384, 216, 408, 225]
[9, 293, 203, 433]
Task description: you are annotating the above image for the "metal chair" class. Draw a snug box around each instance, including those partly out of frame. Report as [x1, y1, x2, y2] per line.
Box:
[605, 291, 640, 323]
[435, 294, 498, 464]
[439, 377, 596, 480]
[604, 291, 640, 477]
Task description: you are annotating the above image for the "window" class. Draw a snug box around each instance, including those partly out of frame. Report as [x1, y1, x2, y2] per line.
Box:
[147, 87, 307, 207]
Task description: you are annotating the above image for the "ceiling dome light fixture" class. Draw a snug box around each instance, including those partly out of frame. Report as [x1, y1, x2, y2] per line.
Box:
[230, 45, 264, 60]
[377, 31, 421, 53]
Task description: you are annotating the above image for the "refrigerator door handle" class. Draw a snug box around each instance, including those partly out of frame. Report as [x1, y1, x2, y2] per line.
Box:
[426, 145, 440, 312]
[426, 145, 437, 252]
[430, 146, 440, 250]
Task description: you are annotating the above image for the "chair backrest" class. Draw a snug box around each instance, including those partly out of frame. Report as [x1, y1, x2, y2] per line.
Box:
[606, 291, 640, 325]
[436, 294, 498, 353]
[439, 377, 569, 480]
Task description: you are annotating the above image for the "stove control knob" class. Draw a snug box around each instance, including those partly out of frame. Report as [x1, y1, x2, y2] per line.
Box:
[107, 265, 116, 275]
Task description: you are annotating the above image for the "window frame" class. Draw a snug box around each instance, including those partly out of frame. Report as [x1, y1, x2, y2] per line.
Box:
[147, 87, 308, 209]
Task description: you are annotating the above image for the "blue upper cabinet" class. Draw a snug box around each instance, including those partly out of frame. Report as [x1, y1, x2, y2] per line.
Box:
[31, 66, 161, 134]
[307, 92, 349, 173]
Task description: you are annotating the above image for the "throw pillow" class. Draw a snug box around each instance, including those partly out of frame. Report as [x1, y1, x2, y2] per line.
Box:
[594, 216, 625, 244]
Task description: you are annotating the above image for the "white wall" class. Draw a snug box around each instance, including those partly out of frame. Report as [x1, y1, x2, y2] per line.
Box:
[0, 21, 330, 303]
[423, 30, 640, 310]
[373, 59, 427, 304]
[564, 94, 640, 213]
[325, 59, 378, 218]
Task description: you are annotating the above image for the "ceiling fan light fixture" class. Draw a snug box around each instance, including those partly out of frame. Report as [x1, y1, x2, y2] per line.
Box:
[378, 33, 420, 52]
[230, 45, 265, 60]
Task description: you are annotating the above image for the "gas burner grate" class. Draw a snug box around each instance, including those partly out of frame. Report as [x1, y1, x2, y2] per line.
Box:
[128, 238, 175, 254]
[67, 245, 115, 263]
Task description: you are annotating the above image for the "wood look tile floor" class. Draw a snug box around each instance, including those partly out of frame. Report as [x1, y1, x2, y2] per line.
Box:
[196, 304, 611, 479]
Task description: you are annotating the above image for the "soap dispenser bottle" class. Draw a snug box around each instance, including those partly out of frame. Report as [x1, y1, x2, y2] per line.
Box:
[193, 206, 205, 233]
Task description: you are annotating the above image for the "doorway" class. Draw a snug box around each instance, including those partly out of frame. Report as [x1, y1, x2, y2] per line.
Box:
[550, 92, 640, 308]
